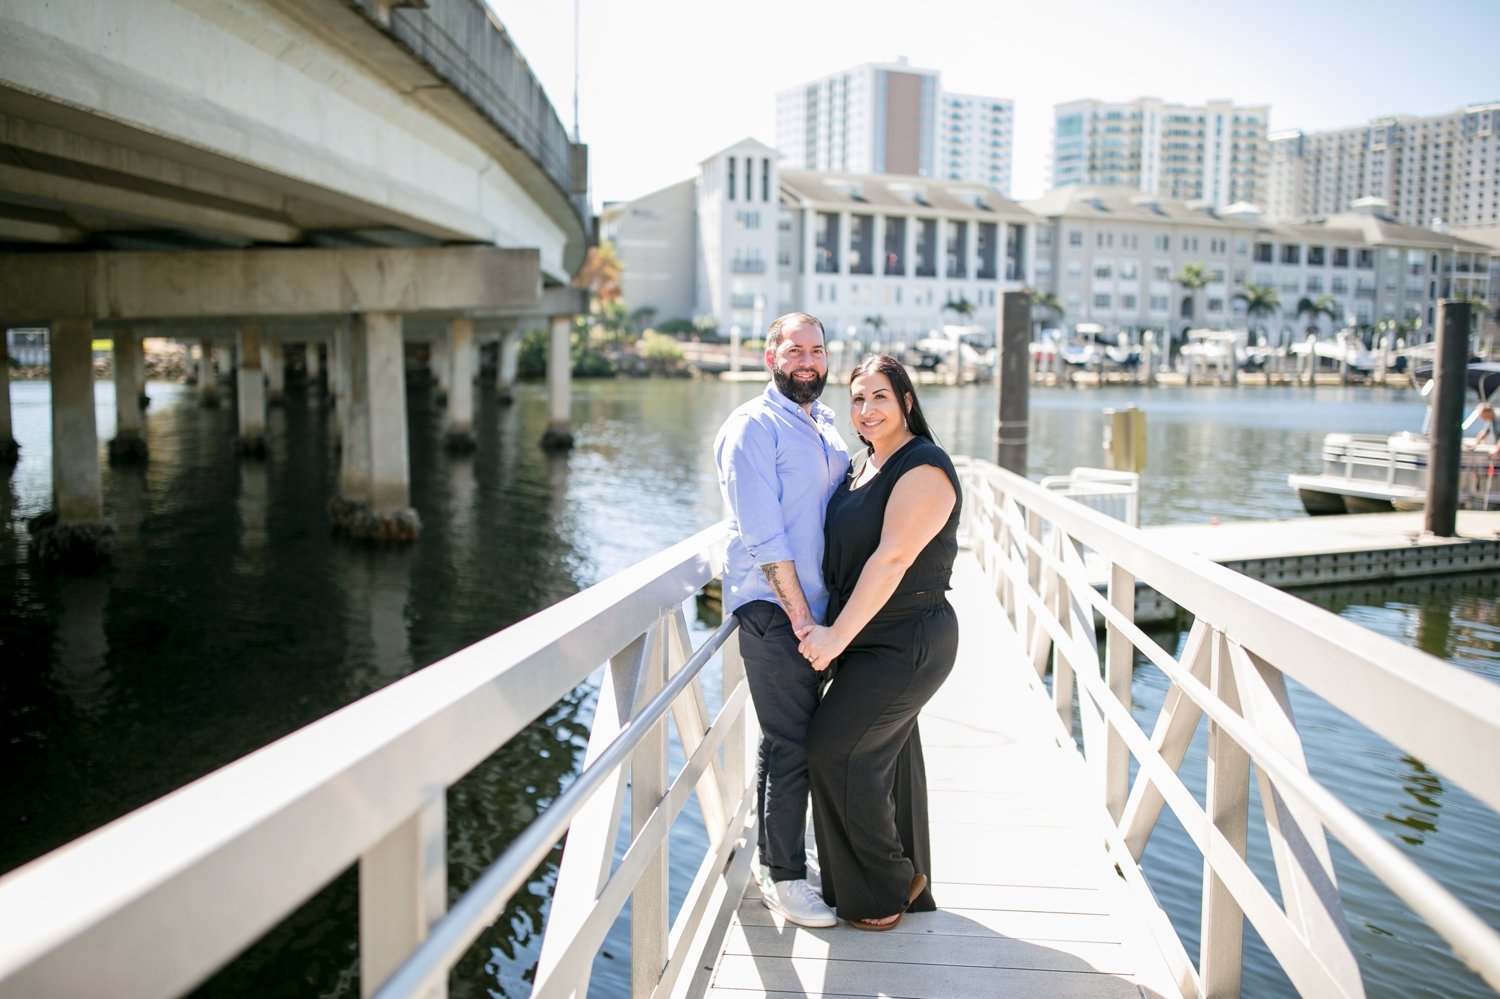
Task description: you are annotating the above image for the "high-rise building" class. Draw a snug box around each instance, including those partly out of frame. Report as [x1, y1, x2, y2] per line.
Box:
[1268, 102, 1500, 231]
[937, 92, 1013, 193]
[774, 59, 1014, 194]
[1050, 98, 1269, 208]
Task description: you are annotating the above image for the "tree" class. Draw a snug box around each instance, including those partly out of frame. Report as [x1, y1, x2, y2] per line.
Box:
[942, 296, 976, 323]
[1295, 295, 1339, 336]
[1028, 288, 1063, 336]
[1235, 283, 1280, 340]
[1173, 262, 1210, 357]
[573, 242, 623, 307]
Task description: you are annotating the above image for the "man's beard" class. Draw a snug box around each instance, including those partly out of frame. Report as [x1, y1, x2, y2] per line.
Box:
[773, 366, 827, 405]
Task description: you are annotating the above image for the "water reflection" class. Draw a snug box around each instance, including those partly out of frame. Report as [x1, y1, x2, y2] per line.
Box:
[52, 574, 110, 714]
[1384, 756, 1444, 847]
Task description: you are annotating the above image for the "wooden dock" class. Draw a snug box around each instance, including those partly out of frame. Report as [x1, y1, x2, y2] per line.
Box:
[702, 553, 1185, 999]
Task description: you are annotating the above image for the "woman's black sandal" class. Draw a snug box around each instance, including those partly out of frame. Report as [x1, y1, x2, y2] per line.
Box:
[847, 873, 927, 931]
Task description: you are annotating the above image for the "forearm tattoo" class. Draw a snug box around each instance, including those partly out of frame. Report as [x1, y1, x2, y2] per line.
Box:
[760, 562, 795, 608]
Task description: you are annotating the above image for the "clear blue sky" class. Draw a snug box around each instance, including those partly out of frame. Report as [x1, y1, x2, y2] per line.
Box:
[488, 0, 1500, 211]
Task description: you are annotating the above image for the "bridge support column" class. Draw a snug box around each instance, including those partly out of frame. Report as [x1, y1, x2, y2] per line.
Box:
[36, 319, 114, 567]
[196, 340, 221, 406]
[235, 323, 267, 457]
[305, 340, 322, 385]
[0, 329, 18, 465]
[541, 315, 573, 450]
[331, 312, 419, 541]
[495, 325, 520, 405]
[108, 328, 148, 463]
[430, 335, 450, 403]
[263, 339, 286, 405]
[134, 333, 149, 409]
[444, 316, 477, 452]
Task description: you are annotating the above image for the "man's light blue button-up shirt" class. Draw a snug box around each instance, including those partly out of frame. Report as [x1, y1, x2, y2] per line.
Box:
[714, 382, 850, 622]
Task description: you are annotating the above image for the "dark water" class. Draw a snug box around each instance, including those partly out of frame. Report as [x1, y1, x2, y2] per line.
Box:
[1, 374, 1495, 997]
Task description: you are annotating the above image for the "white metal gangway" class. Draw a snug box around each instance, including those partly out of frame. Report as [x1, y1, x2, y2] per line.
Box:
[2, 459, 1498, 998]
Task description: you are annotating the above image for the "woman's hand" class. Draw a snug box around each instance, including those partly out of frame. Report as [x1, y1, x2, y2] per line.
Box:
[794, 624, 845, 672]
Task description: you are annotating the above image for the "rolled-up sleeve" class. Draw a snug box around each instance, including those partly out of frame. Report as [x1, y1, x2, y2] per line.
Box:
[717, 416, 793, 566]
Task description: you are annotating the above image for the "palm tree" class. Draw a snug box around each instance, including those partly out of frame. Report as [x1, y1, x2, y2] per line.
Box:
[1028, 288, 1063, 336]
[1173, 262, 1209, 358]
[1295, 294, 1339, 336]
[1234, 283, 1280, 341]
[942, 296, 976, 324]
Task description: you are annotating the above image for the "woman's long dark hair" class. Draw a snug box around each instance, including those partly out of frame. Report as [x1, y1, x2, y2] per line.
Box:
[848, 354, 939, 450]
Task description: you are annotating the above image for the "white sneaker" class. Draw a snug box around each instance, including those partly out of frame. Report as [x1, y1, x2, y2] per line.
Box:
[761, 875, 836, 928]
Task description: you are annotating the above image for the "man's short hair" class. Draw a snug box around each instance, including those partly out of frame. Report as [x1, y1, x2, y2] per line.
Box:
[765, 312, 825, 353]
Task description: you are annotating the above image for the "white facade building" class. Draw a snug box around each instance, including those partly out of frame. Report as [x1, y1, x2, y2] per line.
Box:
[1026, 186, 1492, 344]
[1051, 98, 1269, 208]
[1268, 102, 1500, 231]
[775, 59, 1014, 194]
[602, 139, 1032, 339]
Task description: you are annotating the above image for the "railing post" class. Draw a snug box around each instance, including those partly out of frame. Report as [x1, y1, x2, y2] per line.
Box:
[1103, 563, 1136, 822]
[721, 621, 750, 815]
[1201, 632, 1249, 998]
[360, 790, 447, 999]
[1232, 646, 1364, 995]
[631, 618, 670, 997]
[534, 634, 649, 998]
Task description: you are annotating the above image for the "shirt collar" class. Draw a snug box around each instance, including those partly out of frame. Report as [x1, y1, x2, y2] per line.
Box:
[764, 380, 837, 429]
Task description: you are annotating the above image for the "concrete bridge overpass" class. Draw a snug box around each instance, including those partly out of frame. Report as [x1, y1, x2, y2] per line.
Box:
[0, 0, 592, 558]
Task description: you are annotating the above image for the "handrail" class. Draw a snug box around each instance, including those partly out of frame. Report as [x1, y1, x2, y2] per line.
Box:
[956, 455, 1500, 997]
[0, 522, 747, 999]
[371, 615, 742, 998]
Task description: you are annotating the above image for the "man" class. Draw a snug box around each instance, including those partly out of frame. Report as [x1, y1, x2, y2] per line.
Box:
[714, 312, 849, 927]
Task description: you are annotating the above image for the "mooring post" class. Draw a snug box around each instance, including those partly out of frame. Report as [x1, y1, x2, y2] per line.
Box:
[995, 291, 1031, 474]
[1425, 300, 1472, 537]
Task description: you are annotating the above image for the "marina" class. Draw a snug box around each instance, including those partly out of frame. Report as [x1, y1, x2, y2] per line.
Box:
[1, 376, 1498, 997]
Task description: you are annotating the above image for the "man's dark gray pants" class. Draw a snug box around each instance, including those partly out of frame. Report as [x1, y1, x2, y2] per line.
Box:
[734, 599, 827, 884]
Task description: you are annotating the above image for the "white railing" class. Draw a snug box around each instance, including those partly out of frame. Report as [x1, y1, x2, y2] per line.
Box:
[958, 455, 1500, 998]
[0, 523, 752, 999]
[1038, 466, 1140, 527]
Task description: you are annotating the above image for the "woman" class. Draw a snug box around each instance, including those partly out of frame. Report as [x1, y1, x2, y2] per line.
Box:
[795, 354, 961, 930]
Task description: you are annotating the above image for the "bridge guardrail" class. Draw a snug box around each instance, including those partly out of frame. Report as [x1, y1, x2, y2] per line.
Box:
[0, 522, 749, 999]
[957, 455, 1500, 998]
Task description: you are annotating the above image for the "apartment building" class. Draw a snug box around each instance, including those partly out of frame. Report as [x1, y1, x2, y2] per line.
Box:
[1268, 102, 1500, 231]
[774, 59, 1015, 195]
[1027, 186, 1491, 342]
[600, 139, 1032, 339]
[1051, 98, 1270, 208]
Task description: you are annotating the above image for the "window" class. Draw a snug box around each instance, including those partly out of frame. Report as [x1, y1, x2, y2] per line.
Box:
[848, 215, 874, 275]
[727, 157, 736, 200]
[815, 212, 839, 273]
[1308, 246, 1326, 266]
[1281, 244, 1301, 264]
[1094, 264, 1113, 280]
[1356, 249, 1375, 268]
[1149, 295, 1169, 312]
[945, 220, 968, 278]
[915, 218, 938, 277]
[1067, 262, 1082, 279]
[1122, 294, 1137, 310]
[1333, 247, 1350, 267]
[1254, 242, 1273, 263]
[735, 210, 760, 229]
[976, 221, 998, 280]
[1094, 293, 1112, 308]
[884, 217, 907, 275]
[1069, 230, 1083, 247]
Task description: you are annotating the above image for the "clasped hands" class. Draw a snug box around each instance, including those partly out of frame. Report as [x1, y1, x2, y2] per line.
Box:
[794, 623, 846, 672]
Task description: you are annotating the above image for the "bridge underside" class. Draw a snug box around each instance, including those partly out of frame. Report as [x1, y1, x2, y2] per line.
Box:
[0, 0, 595, 563]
